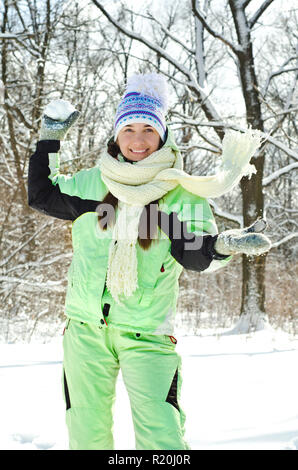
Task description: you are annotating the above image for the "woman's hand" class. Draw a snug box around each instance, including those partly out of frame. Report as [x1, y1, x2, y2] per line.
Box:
[39, 99, 80, 141]
[214, 218, 271, 256]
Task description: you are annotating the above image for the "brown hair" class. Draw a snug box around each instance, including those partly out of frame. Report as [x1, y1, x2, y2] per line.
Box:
[97, 137, 162, 250]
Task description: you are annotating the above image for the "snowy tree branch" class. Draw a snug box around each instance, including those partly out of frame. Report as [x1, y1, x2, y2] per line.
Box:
[191, 0, 243, 56]
[0, 221, 52, 268]
[241, 0, 252, 8]
[264, 135, 298, 161]
[0, 32, 39, 58]
[271, 233, 298, 249]
[0, 276, 65, 291]
[150, 14, 195, 55]
[0, 135, 19, 183]
[91, 0, 193, 78]
[178, 143, 220, 154]
[4, 101, 33, 130]
[0, 33, 34, 41]
[90, 0, 224, 133]
[6, 253, 72, 275]
[171, 113, 298, 161]
[266, 204, 298, 214]
[263, 107, 298, 121]
[0, 174, 13, 188]
[194, 0, 207, 87]
[248, 0, 275, 29]
[262, 56, 298, 96]
[263, 162, 298, 186]
[208, 199, 243, 226]
[127, 9, 196, 56]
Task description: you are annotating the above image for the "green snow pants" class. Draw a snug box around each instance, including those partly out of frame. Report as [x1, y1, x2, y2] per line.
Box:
[62, 319, 190, 450]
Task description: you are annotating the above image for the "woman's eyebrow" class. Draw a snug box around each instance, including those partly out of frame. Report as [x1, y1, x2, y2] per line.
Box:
[123, 124, 153, 128]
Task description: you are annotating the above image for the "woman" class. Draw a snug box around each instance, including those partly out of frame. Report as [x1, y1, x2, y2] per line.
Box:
[28, 73, 271, 450]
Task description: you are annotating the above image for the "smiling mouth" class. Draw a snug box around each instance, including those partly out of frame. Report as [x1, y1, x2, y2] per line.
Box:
[129, 149, 148, 154]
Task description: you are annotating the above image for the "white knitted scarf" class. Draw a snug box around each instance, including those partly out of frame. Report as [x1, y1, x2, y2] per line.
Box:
[99, 127, 263, 304]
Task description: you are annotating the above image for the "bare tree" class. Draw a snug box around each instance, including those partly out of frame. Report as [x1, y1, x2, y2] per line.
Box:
[0, 0, 68, 340]
[0, 0, 296, 340]
[0, 0, 113, 340]
[90, 0, 297, 332]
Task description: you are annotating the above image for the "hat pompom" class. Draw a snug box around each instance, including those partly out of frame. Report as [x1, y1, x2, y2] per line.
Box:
[125, 73, 168, 112]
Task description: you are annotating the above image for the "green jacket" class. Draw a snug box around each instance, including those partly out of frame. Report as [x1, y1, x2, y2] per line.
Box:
[28, 130, 231, 335]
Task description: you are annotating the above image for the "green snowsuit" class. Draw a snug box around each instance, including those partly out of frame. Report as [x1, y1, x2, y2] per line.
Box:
[28, 128, 230, 450]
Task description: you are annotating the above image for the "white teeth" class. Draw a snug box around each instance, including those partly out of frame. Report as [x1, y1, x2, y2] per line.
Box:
[131, 149, 147, 153]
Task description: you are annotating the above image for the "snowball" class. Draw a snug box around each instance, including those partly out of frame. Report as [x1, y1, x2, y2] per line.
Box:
[44, 99, 76, 121]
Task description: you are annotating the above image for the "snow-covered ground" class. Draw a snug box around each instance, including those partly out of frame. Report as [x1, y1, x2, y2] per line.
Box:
[0, 327, 298, 450]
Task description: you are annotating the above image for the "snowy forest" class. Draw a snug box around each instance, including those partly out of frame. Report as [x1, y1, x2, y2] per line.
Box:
[0, 0, 297, 342]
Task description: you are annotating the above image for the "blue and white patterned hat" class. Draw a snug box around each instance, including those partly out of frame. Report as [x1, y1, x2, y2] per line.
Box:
[114, 73, 168, 142]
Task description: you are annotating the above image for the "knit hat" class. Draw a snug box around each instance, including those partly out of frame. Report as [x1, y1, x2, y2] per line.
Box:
[114, 73, 168, 142]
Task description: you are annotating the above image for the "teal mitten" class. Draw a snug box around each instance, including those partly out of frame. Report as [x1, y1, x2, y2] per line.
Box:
[39, 99, 80, 141]
[214, 218, 271, 256]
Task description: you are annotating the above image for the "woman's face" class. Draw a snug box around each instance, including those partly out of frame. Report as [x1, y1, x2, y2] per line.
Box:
[116, 123, 161, 161]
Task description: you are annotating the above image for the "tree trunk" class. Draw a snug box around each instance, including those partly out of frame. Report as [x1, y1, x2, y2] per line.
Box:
[229, 0, 268, 332]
